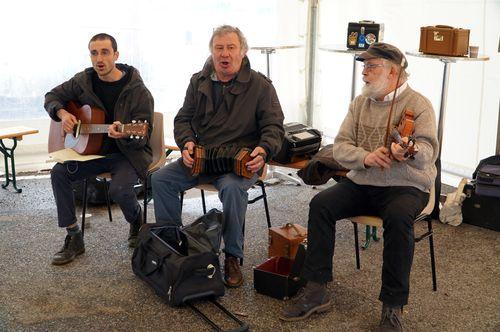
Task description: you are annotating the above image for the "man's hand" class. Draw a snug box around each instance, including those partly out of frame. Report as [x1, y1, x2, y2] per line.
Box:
[108, 121, 128, 139]
[246, 146, 266, 173]
[391, 138, 409, 162]
[57, 109, 78, 134]
[182, 141, 195, 168]
[364, 146, 392, 169]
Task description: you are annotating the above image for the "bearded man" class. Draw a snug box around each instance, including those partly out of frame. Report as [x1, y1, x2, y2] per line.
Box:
[280, 43, 438, 332]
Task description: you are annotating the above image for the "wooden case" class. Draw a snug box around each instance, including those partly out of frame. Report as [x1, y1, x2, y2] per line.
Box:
[268, 223, 307, 260]
[419, 25, 470, 56]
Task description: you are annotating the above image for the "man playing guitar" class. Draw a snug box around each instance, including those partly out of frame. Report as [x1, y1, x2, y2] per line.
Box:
[44, 33, 154, 265]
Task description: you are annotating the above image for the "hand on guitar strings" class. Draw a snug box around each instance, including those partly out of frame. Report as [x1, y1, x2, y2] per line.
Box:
[182, 141, 195, 168]
[57, 109, 78, 134]
[246, 146, 266, 173]
[108, 121, 128, 139]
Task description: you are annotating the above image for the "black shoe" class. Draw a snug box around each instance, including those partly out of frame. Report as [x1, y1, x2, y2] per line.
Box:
[279, 282, 332, 322]
[52, 232, 85, 265]
[128, 207, 143, 248]
[378, 304, 403, 332]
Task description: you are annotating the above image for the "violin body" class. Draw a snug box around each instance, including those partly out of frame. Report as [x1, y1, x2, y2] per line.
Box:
[391, 109, 418, 159]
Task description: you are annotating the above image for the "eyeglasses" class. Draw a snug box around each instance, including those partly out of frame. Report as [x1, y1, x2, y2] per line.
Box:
[362, 63, 385, 70]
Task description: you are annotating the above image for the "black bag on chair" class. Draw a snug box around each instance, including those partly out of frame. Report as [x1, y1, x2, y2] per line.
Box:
[132, 209, 225, 306]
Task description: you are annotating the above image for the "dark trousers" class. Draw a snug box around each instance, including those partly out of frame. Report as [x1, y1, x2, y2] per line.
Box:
[51, 153, 140, 228]
[302, 178, 428, 306]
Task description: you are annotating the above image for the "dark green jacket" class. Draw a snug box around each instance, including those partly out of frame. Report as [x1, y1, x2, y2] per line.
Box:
[44, 64, 154, 178]
[174, 56, 284, 160]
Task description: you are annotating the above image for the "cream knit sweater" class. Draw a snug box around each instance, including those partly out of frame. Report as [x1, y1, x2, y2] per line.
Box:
[332, 86, 439, 192]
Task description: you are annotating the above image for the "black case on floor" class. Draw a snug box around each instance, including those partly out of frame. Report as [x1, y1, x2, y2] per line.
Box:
[461, 183, 500, 232]
[273, 123, 322, 164]
[253, 244, 306, 300]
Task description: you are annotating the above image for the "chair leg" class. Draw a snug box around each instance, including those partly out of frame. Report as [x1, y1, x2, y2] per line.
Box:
[201, 189, 207, 214]
[81, 179, 88, 238]
[353, 222, 360, 269]
[240, 220, 245, 266]
[427, 218, 437, 291]
[259, 181, 272, 228]
[103, 178, 112, 222]
[143, 176, 148, 223]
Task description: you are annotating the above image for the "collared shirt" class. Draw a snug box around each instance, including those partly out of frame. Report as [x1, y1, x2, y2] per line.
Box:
[372, 81, 409, 102]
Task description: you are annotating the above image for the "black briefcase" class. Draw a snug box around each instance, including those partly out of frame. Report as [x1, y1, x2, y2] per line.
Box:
[273, 123, 322, 164]
[475, 164, 500, 198]
[462, 183, 500, 232]
[347, 20, 384, 50]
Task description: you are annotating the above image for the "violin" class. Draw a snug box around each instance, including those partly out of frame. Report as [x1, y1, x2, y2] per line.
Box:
[390, 109, 418, 159]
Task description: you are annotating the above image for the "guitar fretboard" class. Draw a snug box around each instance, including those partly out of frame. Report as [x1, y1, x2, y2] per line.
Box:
[80, 124, 122, 134]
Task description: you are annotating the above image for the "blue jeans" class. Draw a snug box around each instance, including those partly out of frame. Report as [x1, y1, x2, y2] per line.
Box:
[151, 158, 258, 258]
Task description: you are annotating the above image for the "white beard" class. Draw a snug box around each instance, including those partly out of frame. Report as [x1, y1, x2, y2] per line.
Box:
[361, 75, 390, 99]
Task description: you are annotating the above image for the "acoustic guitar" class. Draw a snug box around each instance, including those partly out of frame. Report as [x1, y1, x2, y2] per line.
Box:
[48, 101, 148, 155]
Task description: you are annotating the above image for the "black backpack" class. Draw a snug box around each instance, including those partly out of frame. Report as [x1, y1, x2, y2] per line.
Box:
[132, 209, 225, 306]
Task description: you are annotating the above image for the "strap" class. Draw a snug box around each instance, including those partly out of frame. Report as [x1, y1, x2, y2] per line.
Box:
[453, 178, 468, 204]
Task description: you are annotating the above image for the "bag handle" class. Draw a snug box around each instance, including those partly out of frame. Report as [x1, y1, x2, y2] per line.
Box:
[282, 223, 306, 237]
[194, 263, 217, 279]
[435, 25, 454, 29]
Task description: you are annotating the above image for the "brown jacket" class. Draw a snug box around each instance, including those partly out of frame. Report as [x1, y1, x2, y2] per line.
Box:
[174, 56, 284, 160]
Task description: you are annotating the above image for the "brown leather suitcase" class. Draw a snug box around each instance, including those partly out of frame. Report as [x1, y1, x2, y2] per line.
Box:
[268, 223, 307, 259]
[419, 25, 470, 56]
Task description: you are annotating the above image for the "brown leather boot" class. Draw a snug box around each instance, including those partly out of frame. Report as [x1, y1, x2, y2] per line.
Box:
[224, 256, 243, 288]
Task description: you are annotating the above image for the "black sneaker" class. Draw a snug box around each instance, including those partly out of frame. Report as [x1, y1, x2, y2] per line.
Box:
[128, 207, 143, 248]
[52, 232, 85, 265]
[279, 282, 332, 322]
[378, 304, 403, 332]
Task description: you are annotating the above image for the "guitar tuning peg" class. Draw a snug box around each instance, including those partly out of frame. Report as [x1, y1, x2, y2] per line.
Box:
[130, 135, 134, 139]
[132, 120, 136, 124]
[144, 120, 148, 123]
[135, 135, 140, 139]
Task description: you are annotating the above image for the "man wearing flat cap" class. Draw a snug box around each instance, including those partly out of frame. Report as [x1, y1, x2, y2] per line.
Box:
[281, 43, 438, 331]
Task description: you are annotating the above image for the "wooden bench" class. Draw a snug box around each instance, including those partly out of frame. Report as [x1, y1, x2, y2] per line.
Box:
[0, 126, 39, 193]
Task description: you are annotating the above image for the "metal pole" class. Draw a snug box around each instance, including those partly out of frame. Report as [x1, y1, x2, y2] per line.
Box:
[432, 60, 453, 220]
[437, 60, 452, 159]
[351, 56, 358, 101]
[305, 0, 319, 126]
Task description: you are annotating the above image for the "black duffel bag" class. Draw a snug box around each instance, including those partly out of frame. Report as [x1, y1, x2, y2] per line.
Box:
[132, 209, 225, 306]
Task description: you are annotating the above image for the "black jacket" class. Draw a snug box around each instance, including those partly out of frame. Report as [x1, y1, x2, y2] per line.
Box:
[174, 56, 284, 160]
[44, 64, 154, 178]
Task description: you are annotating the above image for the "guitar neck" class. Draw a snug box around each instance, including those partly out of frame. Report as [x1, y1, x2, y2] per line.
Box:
[80, 124, 121, 134]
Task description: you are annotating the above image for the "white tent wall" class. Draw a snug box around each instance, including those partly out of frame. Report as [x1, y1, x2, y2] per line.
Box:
[0, 0, 307, 172]
[1, 0, 498, 186]
[315, 0, 500, 184]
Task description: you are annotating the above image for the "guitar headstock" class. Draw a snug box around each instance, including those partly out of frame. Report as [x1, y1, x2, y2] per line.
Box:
[122, 120, 149, 139]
